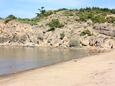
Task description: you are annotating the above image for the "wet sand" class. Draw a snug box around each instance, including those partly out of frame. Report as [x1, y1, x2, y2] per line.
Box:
[0, 49, 115, 86]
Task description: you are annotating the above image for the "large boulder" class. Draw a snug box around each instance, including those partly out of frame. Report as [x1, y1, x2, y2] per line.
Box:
[69, 38, 80, 47]
[89, 36, 114, 49]
[93, 23, 115, 36]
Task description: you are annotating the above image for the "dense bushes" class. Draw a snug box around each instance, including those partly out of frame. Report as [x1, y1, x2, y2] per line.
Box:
[3, 7, 115, 25]
[78, 7, 114, 15]
[77, 10, 106, 23]
[92, 15, 106, 23]
[76, 7, 115, 23]
[47, 19, 64, 31]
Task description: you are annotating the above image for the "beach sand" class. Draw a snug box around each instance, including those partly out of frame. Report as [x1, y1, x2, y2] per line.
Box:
[0, 50, 115, 86]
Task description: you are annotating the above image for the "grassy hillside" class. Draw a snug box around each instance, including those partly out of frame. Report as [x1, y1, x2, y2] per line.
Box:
[2, 7, 115, 25]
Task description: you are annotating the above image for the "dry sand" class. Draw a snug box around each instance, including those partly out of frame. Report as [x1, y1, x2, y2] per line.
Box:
[0, 50, 115, 86]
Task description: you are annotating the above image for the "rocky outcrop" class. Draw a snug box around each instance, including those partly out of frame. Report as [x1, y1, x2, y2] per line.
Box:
[0, 11, 115, 49]
[89, 36, 114, 48]
[93, 23, 115, 37]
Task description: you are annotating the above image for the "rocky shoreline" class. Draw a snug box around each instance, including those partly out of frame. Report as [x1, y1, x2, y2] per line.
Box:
[0, 10, 115, 49]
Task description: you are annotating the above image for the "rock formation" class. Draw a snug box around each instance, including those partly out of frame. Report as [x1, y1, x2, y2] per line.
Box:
[0, 10, 115, 49]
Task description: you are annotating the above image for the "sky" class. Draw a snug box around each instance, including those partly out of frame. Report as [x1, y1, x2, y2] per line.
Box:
[0, 0, 115, 18]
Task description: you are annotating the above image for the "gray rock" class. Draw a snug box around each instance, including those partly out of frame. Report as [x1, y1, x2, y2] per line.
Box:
[69, 38, 80, 47]
[93, 23, 114, 36]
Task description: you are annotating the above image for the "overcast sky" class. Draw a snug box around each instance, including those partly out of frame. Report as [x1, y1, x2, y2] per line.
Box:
[0, 0, 115, 18]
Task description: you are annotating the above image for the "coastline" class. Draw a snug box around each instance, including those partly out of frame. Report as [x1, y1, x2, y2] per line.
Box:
[0, 46, 108, 77]
[0, 44, 110, 52]
[0, 6, 115, 86]
[0, 49, 115, 86]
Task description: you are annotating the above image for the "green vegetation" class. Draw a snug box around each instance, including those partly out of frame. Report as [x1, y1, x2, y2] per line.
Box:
[45, 7, 115, 23]
[54, 8, 68, 13]
[80, 29, 92, 36]
[3, 7, 115, 25]
[92, 15, 106, 23]
[6, 15, 17, 19]
[3, 15, 38, 25]
[64, 11, 75, 16]
[47, 19, 64, 31]
[36, 7, 46, 17]
[76, 7, 115, 23]
[4, 15, 17, 24]
[15, 7, 55, 25]
[60, 32, 65, 40]
[16, 18, 38, 25]
[36, 7, 54, 19]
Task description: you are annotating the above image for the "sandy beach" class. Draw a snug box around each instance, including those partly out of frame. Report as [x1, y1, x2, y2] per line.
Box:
[0, 50, 115, 86]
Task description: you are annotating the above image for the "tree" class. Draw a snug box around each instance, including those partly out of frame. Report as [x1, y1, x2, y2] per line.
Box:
[36, 7, 46, 17]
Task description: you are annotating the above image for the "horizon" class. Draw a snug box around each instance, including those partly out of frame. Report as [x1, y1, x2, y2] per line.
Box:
[0, 0, 115, 18]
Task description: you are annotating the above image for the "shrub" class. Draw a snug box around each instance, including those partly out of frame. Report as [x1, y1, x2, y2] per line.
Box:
[6, 15, 17, 19]
[55, 8, 68, 12]
[77, 12, 94, 21]
[37, 10, 53, 18]
[4, 15, 17, 24]
[16, 18, 38, 25]
[76, 7, 115, 23]
[36, 7, 53, 19]
[44, 11, 53, 17]
[92, 15, 106, 23]
[36, 7, 46, 17]
[47, 19, 64, 31]
[80, 29, 92, 36]
[77, 11, 107, 23]
[60, 32, 65, 40]
[64, 12, 75, 16]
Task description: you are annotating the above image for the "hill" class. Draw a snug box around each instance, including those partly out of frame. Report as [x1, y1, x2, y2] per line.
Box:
[0, 7, 115, 49]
